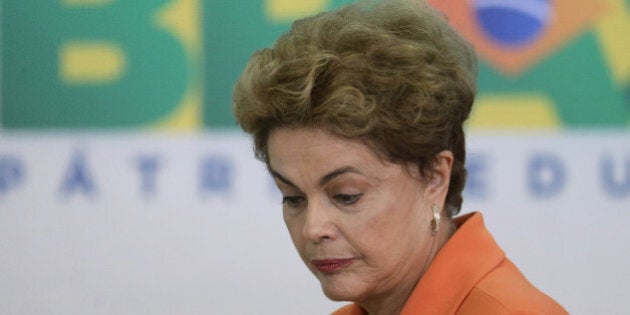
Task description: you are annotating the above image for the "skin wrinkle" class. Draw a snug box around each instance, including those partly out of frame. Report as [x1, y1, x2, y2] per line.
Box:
[268, 128, 454, 315]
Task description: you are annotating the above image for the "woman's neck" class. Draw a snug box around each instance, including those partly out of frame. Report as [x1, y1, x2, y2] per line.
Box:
[359, 219, 457, 315]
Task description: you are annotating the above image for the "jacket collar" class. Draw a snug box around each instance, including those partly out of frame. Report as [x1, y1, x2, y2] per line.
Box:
[401, 212, 505, 315]
[334, 212, 505, 315]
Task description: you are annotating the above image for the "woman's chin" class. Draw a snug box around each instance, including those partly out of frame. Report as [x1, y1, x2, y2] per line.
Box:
[318, 277, 363, 302]
[321, 286, 355, 302]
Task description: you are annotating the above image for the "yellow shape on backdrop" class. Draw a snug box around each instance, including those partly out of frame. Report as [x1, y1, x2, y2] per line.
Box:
[153, 0, 203, 130]
[468, 95, 560, 129]
[154, 89, 203, 130]
[265, 0, 331, 22]
[595, 0, 630, 85]
[60, 42, 126, 84]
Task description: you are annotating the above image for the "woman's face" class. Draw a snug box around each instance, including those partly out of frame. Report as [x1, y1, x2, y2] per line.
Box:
[267, 127, 446, 306]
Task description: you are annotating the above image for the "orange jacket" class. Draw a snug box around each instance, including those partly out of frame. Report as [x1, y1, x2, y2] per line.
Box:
[333, 212, 568, 315]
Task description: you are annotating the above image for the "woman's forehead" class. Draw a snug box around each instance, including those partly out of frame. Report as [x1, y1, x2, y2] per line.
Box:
[267, 127, 410, 184]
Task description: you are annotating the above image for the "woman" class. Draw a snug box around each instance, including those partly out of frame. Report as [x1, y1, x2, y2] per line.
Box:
[232, 0, 568, 314]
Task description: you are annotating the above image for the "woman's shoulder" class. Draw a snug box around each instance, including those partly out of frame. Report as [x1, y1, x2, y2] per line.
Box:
[458, 258, 568, 315]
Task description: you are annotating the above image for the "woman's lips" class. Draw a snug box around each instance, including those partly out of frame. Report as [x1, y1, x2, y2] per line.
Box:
[311, 258, 356, 273]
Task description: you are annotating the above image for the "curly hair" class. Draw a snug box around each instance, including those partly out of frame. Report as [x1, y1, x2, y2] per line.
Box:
[232, 0, 477, 216]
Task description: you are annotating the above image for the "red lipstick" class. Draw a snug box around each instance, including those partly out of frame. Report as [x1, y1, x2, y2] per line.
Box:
[311, 258, 356, 273]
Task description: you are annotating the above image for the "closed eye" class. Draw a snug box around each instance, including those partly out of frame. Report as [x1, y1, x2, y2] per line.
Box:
[282, 196, 305, 208]
[334, 193, 362, 205]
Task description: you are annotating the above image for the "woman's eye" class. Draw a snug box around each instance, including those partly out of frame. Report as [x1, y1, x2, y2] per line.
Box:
[334, 193, 362, 205]
[282, 196, 304, 208]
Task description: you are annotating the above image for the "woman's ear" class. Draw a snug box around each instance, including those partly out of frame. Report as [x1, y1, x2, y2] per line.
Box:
[424, 150, 453, 206]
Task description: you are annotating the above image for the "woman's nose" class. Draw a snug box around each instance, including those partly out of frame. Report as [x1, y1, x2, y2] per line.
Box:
[302, 202, 337, 243]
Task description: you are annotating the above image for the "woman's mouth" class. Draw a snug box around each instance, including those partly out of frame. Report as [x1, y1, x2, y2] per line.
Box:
[311, 258, 357, 273]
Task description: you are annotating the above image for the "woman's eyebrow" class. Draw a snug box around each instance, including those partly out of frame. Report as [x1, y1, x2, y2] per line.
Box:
[318, 166, 363, 186]
[269, 166, 364, 189]
[269, 168, 297, 189]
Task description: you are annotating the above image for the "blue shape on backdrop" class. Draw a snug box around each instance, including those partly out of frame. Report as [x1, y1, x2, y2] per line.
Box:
[200, 155, 234, 195]
[137, 155, 161, 198]
[527, 152, 566, 198]
[60, 150, 96, 198]
[600, 154, 630, 198]
[465, 154, 490, 199]
[0, 155, 24, 196]
[474, 0, 552, 47]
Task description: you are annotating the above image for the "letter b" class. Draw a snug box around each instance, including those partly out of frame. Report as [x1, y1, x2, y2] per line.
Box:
[1, 0, 187, 128]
